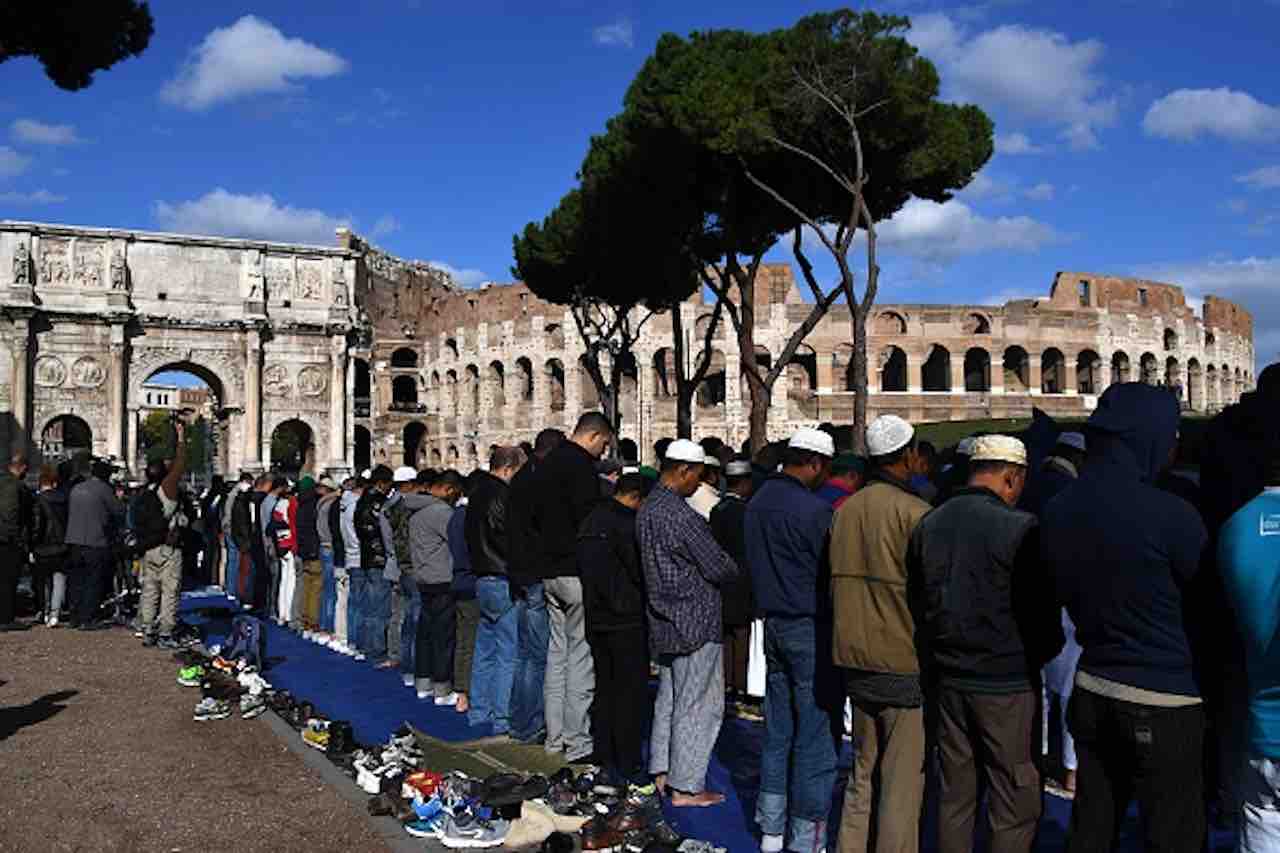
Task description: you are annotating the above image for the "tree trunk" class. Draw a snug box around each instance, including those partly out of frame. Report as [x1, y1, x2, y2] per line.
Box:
[676, 387, 695, 439]
[747, 377, 771, 454]
[850, 301, 869, 454]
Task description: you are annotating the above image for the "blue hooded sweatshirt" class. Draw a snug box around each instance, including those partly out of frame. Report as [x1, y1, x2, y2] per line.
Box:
[1041, 383, 1208, 698]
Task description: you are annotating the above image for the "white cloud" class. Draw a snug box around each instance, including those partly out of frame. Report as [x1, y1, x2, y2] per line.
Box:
[994, 132, 1044, 155]
[910, 13, 1117, 149]
[876, 197, 1066, 262]
[1143, 88, 1280, 142]
[0, 189, 66, 205]
[961, 170, 1011, 200]
[1236, 165, 1280, 190]
[1024, 182, 1055, 201]
[152, 188, 350, 244]
[371, 215, 400, 238]
[160, 16, 349, 110]
[428, 260, 489, 288]
[0, 146, 31, 178]
[10, 119, 83, 146]
[593, 18, 634, 49]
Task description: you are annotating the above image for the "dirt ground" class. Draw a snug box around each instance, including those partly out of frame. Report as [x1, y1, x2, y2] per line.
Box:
[0, 621, 391, 853]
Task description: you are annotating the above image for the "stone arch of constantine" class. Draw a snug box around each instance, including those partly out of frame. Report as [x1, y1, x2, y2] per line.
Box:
[1, 219, 1257, 475]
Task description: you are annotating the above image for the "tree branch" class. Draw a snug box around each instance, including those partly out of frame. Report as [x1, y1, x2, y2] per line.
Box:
[765, 134, 855, 194]
[739, 159, 838, 256]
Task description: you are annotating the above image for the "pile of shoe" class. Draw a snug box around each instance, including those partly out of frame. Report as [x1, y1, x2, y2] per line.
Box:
[576, 780, 683, 852]
[174, 646, 276, 723]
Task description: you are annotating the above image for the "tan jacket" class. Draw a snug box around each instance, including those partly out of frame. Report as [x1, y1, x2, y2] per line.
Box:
[830, 476, 931, 675]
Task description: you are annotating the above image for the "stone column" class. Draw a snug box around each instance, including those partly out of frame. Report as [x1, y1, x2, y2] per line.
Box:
[1064, 354, 1079, 395]
[329, 333, 347, 471]
[909, 353, 924, 394]
[950, 357, 966, 395]
[989, 357, 1005, 396]
[346, 350, 357, 471]
[244, 328, 263, 470]
[125, 406, 140, 474]
[107, 326, 126, 460]
[10, 316, 30, 438]
[1029, 355, 1043, 396]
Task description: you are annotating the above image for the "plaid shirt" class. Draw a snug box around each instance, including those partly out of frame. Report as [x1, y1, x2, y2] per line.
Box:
[638, 483, 739, 656]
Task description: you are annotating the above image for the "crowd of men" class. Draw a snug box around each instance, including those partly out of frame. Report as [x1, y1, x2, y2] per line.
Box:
[4, 366, 1280, 853]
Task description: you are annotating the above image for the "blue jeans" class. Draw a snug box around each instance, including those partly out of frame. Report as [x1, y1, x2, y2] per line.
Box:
[469, 577, 518, 733]
[510, 581, 549, 742]
[348, 570, 368, 653]
[399, 581, 421, 676]
[225, 541, 240, 600]
[364, 573, 392, 661]
[319, 548, 336, 632]
[756, 616, 839, 849]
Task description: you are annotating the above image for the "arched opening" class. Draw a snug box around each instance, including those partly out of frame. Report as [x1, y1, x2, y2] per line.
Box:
[354, 425, 372, 472]
[466, 364, 481, 415]
[1077, 350, 1101, 395]
[1166, 357, 1182, 399]
[1187, 359, 1203, 411]
[836, 344, 856, 392]
[515, 357, 534, 404]
[965, 313, 991, 335]
[876, 311, 907, 335]
[467, 442, 479, 470]
[786, 345, 818, 418]
[881, 346, 908, 392]
[1110, 351, 1131, 386]
[390, 347, 418, 368]
[547, 359, 566, 412]
[41, 414, 92, 470]
[1003, 347, 1030, 393]
[354, 358, 371, 418]
[617, 351, 639, 426]
[964, 348, 991, 392]
[404, 421, 426, 467]
[1206, 331, 1216, 348]
[1164, 328, 1178, 352]
[445, 337, 459, 360]
[653, 349, 674, 397]
[392, 375, 419, 410]
[922, 346, 952, 392]
[445, 369, 459, 416]
[1041, 348, 1066, 394]
[545, 323, 565, 350]
[489, 361, 506, 411]
[447, 444, 459, 465]
[270, 418, 313, 474]
[1140, 353, 1159, 385]
[138, 366, 224, 482]
[1206, 365, 1218, 409]
[578, 355, 600, 410]
[1221, 364, 1232, 403]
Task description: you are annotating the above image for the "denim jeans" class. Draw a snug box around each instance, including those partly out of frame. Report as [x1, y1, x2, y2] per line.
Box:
[469, 577, 518, 733]
[510, 581, 549, 742]
[1243, 756, 1280, 853]
[400, 581, 421, 676]
[756, 616, 839, 850]
[225, 541, 240, 600]
[347, 569, 368, 653]
[319, 547, 336, 632]
[351, 571, 392, 660]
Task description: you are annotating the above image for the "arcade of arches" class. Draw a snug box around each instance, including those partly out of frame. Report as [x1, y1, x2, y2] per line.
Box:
[1, 222, 1258, 475]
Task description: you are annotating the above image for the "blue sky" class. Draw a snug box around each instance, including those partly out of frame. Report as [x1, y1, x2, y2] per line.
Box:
[4, 0, 1280, 371]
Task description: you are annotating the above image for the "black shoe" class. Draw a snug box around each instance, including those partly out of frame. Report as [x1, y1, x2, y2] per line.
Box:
[141, 634, 157, 647]
[156, 636, 181, 650]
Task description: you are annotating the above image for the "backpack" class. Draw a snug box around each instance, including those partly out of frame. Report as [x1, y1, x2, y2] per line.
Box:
[225, 614, 266, 670]
[388, 499, 423, 570]
[32, 493, 68, 559]
[328, 495, 346, 568]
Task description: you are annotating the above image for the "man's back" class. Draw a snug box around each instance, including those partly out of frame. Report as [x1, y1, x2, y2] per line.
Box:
[744, 474, 832, 619]
[65, 477, 117, 548]
[532, 442, 599, 578]
[506, 460, 541, 586]
[466, 471, 510, 577]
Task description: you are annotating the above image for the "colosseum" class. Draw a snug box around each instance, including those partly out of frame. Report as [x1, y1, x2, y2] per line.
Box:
[0, 219, 1256, 476]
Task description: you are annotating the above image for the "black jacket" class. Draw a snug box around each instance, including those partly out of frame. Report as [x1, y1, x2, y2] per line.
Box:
[507, 459, 542, 587]
[530, 442, 601, 579]
[296, 489, 322, 561]
[578, 499, 645, 633]
[355, 488, 389, 573]
[710, 495, 754, 626]
[31, 488, 69, 560]
[231, 490, 260, 552]
[1200, 387, 1279, 535]
[912, 487, 1061, 685]
[466, 471, 511, 577]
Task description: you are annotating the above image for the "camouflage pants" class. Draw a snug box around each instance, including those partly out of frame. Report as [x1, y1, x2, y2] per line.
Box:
[140, 545, 182, 638]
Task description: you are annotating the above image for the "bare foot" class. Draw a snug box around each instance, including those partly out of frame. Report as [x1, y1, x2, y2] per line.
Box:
[456, 694, 470, 713]
[670, 790, 725, 808]
[1064, 769, 1077, 793]
[654, 774, 668, 796]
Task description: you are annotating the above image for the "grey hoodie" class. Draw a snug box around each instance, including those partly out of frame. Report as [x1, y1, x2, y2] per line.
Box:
[400, 492, 454, 586]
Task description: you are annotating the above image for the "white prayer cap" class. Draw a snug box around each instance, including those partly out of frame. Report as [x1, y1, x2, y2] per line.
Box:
[788, 427, 836, 458]
[725, 460, 753, 477]
[866, 415, 914, 457]
[664, 439, 706, 464]
[970, 435, 1028, 467]
[393, 466, 417, 483]
[704, 455, 722, 468]
[1058, 432, 1087, 452]
[360, 468, 372, 480]
[956, 436, 977, 456]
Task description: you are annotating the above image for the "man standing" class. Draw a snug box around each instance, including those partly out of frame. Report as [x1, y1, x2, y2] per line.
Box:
[354, 465, 396, 663]
[507, 428, 564, 742]
[403, 471, 464, 703]
[1042, 383, 1208, 853]
[816, 454, 865, 510]
[638, 439, 739, 807]
[0, 452, 31, 629]
[1220, 446, 1280, 851]
[387, 468, 422, 683]
[136, 421, 190, 648]
[338, 475, 364, 656]
[222, 473, 251, 603]
[710, 459, 756, 709]
[296, 476, 327, 633]
[259, 476, 284, 616]
[314, 476, 342, 642]
[914, 436, 1062, 853]
[830, 415, 932, 853]
[745, 428, 839, 852]
[687, 456, 722, 521]
[64, 458, 124, 631]
[532, 413, 612, 761]
[467, 445, 525, 733]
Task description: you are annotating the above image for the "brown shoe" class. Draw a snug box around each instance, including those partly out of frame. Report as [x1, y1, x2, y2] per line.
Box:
[581, 823, 625, 851]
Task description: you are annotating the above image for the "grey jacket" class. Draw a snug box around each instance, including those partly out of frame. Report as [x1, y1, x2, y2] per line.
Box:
[65, 477, 123, 548]
[402, 492, 454, 586]
[381, 491, 402, 582]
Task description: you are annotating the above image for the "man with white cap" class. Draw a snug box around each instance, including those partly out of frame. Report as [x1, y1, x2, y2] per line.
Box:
[744, 427, 840, 852]
[638, 438, 739, 807]
[911, 435, 1063, 853]
[710, 459, 757, 710]
[830, 414, 932, 853]
[383, 466, 419, 672]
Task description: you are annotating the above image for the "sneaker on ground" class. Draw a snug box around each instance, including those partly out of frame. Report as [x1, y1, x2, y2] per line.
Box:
[141, 634, 157, 647]
[193, 698, 232, 721]
[157, 636, 182, 650]
[440, 813, 510, 848]
[402, 673, 415, 688]
[416, 690, 432, 701]
[404, 814, 448, 839]
[240, 694, 267, 719]
[354, 652, 367, 662]
[46, 615, 59, 628]
[434, 692, 459, 707]
[177, 665, 205, 687]
[301, 719, 331, 750]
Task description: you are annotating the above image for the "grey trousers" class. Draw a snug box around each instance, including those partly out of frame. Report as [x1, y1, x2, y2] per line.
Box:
[650, 641, 724, 794]
[388, 580, 403, 664]
[140, 545, 182, 637]
[544, 576, 595, 760]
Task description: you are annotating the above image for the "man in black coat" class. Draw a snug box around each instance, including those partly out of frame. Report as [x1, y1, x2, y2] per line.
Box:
[710, 459, 756, 710]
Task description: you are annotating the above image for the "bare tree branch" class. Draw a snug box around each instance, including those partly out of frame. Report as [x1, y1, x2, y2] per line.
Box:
[765, 134, 855, 194]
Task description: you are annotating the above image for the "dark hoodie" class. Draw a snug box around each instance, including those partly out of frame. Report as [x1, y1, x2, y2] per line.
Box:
[1041, 383, 1208, 698]
[1201, 371, 1280, 535]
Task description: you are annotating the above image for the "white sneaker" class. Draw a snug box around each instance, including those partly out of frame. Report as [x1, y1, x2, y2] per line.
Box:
[761, 834, 784, 853]
[302, 630, 313, 641]
[47, 615, 58, 628]
[402, 673, 414, 688]
[433, 692, 458, 707]
[416, 689, 432, 700]
[354, 652, 367, 662]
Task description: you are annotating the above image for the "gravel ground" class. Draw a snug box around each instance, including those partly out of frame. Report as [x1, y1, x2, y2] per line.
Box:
[0, 621, 391, 853]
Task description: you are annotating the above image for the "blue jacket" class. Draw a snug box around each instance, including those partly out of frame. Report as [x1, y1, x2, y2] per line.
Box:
[448, 504, 476, 599]
[1042, 383, 1208, 697]
[744, 473, 833, 618]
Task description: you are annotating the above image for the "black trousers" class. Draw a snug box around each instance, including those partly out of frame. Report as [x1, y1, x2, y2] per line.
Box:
[588, 627, 649, 782]
[1066, 688, 1205, 853]
[69, 545, 112, 626]
[416, 583, 456, 688]
[0, 544, 22, 624]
